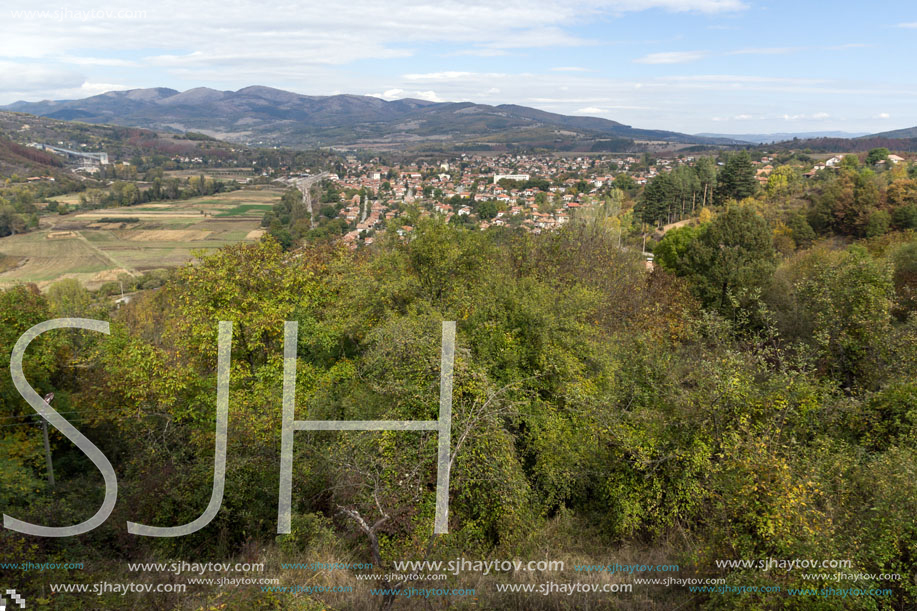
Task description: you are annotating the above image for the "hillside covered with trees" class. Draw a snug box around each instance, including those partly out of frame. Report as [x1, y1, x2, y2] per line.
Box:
[2, 186, 917, 607]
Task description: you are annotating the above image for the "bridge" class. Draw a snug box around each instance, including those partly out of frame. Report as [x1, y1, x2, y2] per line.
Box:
[31, 143, 109, 165]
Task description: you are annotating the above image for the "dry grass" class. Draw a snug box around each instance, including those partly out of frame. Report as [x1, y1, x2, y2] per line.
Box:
[127, 229, 213, 242]
[187, 515, 697, 611]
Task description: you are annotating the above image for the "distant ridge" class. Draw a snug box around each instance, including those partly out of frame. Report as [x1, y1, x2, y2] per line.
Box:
[696, 131, 869, 144]
[2, 86, 740, 151]
[861, 126, 917, 140]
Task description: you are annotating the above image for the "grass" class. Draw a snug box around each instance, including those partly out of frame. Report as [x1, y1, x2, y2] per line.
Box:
[0, 187, 283, 289]
[216, 203, 273, 217]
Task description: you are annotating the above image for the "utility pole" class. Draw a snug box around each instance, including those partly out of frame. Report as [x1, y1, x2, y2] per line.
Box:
[41, 392, 55, 486]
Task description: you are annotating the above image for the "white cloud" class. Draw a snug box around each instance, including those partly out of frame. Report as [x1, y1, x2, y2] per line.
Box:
[77, 82, 134, 96]
[366, 88, 405, 100]
[551, 66, 590, 72]
[576, 107, 604, 113]
[0, 0, 746, 79]
[58, 56, 139, 67]
[712, 113, 754, 121]
[449, 48, 510, 57]
[634, 50, 709, 64]
[875, 112, 891, 119]
[780, 112, 831, 121]
[366, 88, 446, 102]
[607, 0, 746, 12]
[0, 61, 85, 98]
[896, 22, 917, 28]
[414, 90, 445, 102]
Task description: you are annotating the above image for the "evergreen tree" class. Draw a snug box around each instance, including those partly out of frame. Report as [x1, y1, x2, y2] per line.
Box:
[715, 151, 757, 205]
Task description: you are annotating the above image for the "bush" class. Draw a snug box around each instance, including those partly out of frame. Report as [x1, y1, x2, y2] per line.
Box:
[865, 209, 892, 237]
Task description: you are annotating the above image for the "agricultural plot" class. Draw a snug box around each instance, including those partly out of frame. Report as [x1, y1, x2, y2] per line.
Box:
[0, 187, 280, 290]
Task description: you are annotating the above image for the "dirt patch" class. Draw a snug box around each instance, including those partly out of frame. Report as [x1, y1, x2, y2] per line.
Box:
[127, 230, 213, 242]
[47, 231, 78, 239]
[245, 229, 266, 240]
[0, 254, 25, 273]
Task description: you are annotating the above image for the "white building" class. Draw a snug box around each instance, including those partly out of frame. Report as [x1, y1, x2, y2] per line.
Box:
[493, 173, 530, 184]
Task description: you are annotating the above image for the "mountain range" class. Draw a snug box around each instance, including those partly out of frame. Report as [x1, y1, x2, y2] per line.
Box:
[1, 86, 740, 151]
[4, 86, 916, 153]
[695, 131, 871, 144]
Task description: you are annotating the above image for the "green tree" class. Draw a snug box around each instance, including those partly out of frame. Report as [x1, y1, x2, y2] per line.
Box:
[694, 156, 718, 209]
[865, 209, 891, 237]
[787, 212, 816, 248]
[714, 152, 757, 205]
[476, 200, 498, 220]
[638, 173, 676, 226]
[683, 205, 776, 314]
[765, 165, 799, 199]
[866, 147, 890, 166]
[796, 246, 894, 388]
[653, 225, 700, 274]
[613, 174, 637, 192]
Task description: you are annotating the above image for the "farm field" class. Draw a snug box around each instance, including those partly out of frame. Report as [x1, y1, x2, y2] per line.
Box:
[0, 186, 276, 290]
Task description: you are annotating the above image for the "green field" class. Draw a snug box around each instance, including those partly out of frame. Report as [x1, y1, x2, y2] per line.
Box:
[0, 187, 276, 289]
[216, 203, 274, 217]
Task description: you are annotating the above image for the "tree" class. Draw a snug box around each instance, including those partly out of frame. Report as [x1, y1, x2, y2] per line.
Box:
[892, 240, 917, 317]
[786, 212, 816, 248]
[0, 203, 26, 237]
[683, 205, 777, 315]
[766, 165, 799, 199]
[796, 246, 894, 388]
[841, 154, 861, 171]
[46, 279, 93, 317]
[613, 174, 637, 192]
[714, 152, 757, 205]
[476, 200, 498, 220]
[893, 204, 917, 229]
[695, 156, 718, 209]
[866, 147, 890, 166]
[653, 225, 700, 274]
[638, 173, 676, 226]
[865, 209, 891, 237]
[670, 165, 701, 218]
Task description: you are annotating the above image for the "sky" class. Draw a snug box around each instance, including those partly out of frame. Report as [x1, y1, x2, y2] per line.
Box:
[1, 0, 916, 134]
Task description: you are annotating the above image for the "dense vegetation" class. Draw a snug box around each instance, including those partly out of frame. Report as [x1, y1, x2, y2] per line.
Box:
[2, 186, 917, 607]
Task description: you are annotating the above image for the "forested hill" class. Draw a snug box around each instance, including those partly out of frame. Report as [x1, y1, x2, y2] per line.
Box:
[3, 210, 917, 607]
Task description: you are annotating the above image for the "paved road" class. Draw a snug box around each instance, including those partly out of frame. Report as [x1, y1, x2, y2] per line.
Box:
[276, 172, 331, 229]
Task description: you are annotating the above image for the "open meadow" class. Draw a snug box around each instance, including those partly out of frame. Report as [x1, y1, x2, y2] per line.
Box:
[0, 186, 277, 289]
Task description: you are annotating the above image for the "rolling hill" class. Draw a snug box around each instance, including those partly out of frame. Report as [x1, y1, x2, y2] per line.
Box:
[2, 86, 737, 151]
[861, 126, 917, 140]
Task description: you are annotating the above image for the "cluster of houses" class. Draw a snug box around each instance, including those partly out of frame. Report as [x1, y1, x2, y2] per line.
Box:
[294, 150, 912, 247]
[319, 153, 711, 246]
